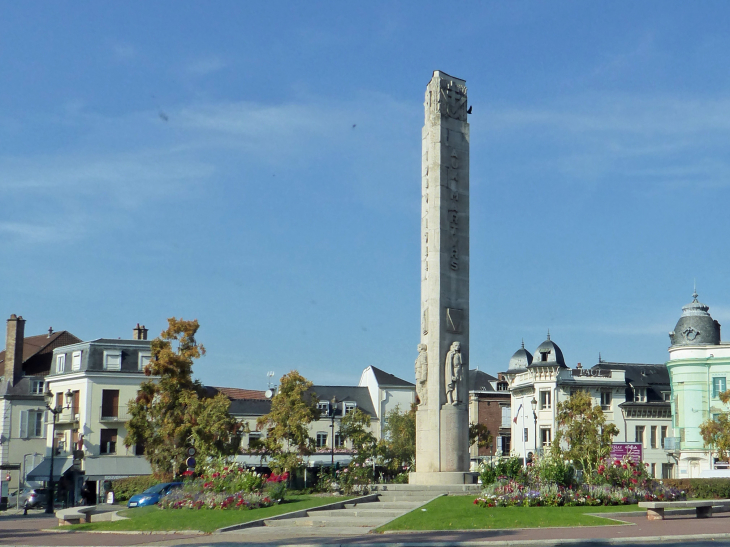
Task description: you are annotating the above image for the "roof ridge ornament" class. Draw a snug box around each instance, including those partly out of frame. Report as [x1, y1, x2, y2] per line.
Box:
[546, 329, 551, 341]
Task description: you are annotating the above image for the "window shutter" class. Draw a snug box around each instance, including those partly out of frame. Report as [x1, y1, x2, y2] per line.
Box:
[43, 410, 49, 438]
[19, 410, 28, 439]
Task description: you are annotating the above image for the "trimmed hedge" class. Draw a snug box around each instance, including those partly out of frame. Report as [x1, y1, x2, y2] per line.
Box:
[659, 479, 730, 499]
[110, 474, 172, 501]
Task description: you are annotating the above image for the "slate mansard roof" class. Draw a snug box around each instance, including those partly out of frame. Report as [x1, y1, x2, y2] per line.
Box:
[469, 369, 497, 392]
[46, 338, 152, 376]
[594, 361, 669, 405]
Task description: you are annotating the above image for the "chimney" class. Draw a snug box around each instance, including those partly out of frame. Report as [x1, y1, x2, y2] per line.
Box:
[4, 314, 26, 386]
[132, 323, 148, 340]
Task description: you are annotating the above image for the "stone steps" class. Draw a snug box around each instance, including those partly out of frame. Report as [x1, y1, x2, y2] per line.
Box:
[260, 487, 459, 530]
[264, 516, 390, 527]
[312, 508, 406, 518]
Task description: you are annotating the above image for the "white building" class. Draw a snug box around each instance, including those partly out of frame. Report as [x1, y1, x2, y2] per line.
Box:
[504, 335, 674, 478]
[27, 325, 154, 504]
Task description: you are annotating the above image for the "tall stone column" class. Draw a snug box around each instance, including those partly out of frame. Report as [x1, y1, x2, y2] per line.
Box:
[411, 71, 471, 485]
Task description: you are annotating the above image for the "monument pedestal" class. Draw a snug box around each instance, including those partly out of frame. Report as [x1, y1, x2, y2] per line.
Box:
[409, 471, 477, 485]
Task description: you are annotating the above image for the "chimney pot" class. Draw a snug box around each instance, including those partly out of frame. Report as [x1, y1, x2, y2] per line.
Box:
[132, 324, 149, 340]
[4, 315, 26, 386]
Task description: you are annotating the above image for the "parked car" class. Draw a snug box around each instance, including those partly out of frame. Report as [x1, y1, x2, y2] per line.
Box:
[127, 482, 183, 508]
[25, 488, 50, 508]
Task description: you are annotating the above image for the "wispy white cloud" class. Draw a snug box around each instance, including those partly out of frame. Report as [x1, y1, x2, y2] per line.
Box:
[483, 94, 730, 189]
[185, 56, 227, 77]
[0, 222, 79, 244]
[111, 42, 136, 60]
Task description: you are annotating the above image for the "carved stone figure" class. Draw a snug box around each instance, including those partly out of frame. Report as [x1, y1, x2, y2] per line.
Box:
[415, 343, 428, 406]
[444, 341, 463, 405]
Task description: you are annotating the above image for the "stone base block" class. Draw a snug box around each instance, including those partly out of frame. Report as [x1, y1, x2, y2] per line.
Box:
[646, 508, 664, 520]
[408, 471, 477, 485]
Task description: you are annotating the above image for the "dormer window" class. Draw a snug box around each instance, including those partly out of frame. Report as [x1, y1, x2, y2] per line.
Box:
[138, 352, 152, 371]
[103, 350, 122, 371]
[317, 401, 330, 414]
[540, 351, 549, 362]
[71, 351, 82, 371]
[55, 354, 66, 373]
[634, 388, 647, 402]
[344, 402, 357, 415]
[30, 380, 45, 395]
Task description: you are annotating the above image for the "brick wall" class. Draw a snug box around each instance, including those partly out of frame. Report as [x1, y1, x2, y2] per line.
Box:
[475, 393, 511, 456]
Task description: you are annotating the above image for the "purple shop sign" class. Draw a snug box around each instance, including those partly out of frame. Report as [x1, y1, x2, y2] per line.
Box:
[610, 442, 643, 461]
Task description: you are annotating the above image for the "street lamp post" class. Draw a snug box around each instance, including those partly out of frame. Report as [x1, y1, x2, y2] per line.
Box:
[330, 396, 340, 468]
[531, 397, 538, 455]
[44, 389, 73, 514]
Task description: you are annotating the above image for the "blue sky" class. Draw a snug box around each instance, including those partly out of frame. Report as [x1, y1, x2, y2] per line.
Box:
[2, 1, 730, 389]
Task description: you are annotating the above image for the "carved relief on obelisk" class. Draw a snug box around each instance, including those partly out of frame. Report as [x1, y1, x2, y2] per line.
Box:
[412, 71, 471, 484]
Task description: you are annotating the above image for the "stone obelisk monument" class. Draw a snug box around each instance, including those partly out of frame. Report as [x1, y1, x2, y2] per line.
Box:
[411, 71, 471, 485]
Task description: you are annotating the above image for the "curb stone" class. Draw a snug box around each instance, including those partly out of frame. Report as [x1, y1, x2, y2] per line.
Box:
[42, 528, 205, 535]
[276, 533, 730, 546]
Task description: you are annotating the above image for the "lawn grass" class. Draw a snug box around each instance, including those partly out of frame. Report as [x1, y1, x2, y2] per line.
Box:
[67, 495, 351, 533]
[377, 496, 643, 531]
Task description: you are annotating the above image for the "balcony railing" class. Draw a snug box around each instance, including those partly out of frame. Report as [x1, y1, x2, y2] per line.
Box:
[99, 407, 131, 422]
[57, 408, 80, 424]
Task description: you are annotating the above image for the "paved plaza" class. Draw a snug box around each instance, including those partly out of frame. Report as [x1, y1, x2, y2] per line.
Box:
[5, 509, 730, 547]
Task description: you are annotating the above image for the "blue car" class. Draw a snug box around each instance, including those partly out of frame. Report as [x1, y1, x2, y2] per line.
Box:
[127, 482, 183, 508]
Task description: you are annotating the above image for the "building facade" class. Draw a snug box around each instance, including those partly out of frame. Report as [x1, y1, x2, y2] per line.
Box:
[468, 369, 511, 461]
[666, 292, 730, 477]
[28, 325, 154, 503]
[0, 315, 81, 501]
[504, 335, 673, 477]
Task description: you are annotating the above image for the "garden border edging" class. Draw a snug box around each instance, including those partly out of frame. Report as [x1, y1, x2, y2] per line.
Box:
[214, 493, 379, 533]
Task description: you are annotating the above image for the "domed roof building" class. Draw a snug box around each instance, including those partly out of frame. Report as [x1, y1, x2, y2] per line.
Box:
[507, 341, 533, 373]
[667, 290, 730, 478]
[529, 333, 567, 368]
[669, 291, 721, 347]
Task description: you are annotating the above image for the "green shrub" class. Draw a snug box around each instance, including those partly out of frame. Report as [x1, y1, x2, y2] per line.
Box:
[660, 478, 730, 499]
[533, 454, 575, 487]
[479, 463, 498, 485]
[110, 475, 159, 502]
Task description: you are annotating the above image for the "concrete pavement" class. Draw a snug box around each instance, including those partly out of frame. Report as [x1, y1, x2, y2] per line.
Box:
[6, 507, 730, 546]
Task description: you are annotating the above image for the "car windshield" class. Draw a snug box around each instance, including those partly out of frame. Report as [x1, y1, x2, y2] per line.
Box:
[142, 484, 167, 495]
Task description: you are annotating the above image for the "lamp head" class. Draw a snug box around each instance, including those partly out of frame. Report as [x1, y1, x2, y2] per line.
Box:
[44, 389, 54, 407]
[64, 389, 73, 407]
[530, 397, 537, 411]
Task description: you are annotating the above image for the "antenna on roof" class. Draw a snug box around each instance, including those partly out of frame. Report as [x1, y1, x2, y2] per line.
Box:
[267, 371, 275, 389]
[693, 279, 698, 302]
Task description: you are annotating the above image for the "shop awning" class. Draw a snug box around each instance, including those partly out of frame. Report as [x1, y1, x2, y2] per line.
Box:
[83, 457, 152, 481]
[26, 458, 73, 481]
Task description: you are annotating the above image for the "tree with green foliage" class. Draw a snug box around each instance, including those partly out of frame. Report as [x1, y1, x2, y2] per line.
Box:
[469, 423, 493, 453]
[555, 390, 619, 483]
[339, 407, 377, 461]
[379, 403, 416, 472]
[125, 318, 241, 475]
[256, 370, 321, 473]
[700, 389, 730, 462]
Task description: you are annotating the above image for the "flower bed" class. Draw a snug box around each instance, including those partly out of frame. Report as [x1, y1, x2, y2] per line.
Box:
[160, 487, 275, 510]
[475, 479, 685, 508]
[160, 460, 289, 510]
